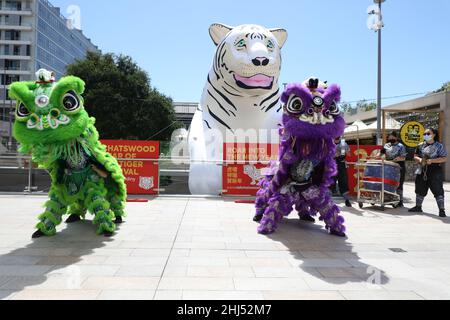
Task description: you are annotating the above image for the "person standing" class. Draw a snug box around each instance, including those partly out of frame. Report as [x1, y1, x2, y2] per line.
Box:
[409, 128, 448, 217]
[333, 137, 352, 208]
[382, 131, 407, 207]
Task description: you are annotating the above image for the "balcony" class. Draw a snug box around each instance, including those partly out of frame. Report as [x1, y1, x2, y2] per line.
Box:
[0, 54, 31, 60]
[0, 23, 33, 31]
[0, 39, 32, 45]
[0, 66, 31, 75]
[0, 7, 33, 16]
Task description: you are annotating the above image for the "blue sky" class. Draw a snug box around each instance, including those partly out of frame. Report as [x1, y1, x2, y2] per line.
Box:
[52, 0, 450, 107]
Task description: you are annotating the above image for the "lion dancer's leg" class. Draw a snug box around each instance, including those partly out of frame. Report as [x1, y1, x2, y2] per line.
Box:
[83, 179, 116, 237]
[258, 192, 294, 235]
[295, 198, 316, 223]
[254, 178, 272, 222]
[33, 187, 67, 238]
[108, 188, 126, 224]
[66, 201, 86, 224]
[304, 186, 346, 237]
[258, 160, 294, 234]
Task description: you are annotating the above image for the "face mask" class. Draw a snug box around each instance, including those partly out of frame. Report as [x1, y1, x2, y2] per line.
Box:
[424, 135, 433, 142]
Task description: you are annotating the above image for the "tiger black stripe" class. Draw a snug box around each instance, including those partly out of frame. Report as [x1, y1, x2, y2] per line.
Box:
[207, 75, 238, 111]
[222, 86, 242, 97]
[207, 106, 232, 131]
[224, 80, 242, 94]
[260, 88, 280, 107]
[264, 97, 280, 113]
[207, 89, 231, 117]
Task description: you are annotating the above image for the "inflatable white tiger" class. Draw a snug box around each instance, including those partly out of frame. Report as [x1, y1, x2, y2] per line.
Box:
[189, 23, 288, 195]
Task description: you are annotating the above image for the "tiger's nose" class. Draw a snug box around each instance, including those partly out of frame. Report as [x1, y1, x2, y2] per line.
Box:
[252, 57, 269, 66]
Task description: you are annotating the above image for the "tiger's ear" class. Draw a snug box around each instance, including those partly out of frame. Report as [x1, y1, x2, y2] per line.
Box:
[209, 23, 233, 46]
[270, 28, 288, 49]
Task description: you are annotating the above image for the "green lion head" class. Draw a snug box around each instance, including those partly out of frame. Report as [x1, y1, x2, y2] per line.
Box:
[9, 73, 89, 146]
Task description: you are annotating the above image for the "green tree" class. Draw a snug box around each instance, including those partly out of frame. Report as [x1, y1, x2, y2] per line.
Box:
[356, 100, 377, 112]
[66, 52, 181, 141]
[340, 101, 354, 114]
[434, 81, 450, 93]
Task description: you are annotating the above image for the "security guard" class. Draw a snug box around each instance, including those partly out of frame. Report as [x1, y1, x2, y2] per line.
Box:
[382, 131, 407, 207]
[409, 128, 448, 217]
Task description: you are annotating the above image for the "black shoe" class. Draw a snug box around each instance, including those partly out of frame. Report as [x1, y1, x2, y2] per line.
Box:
[66, 214, 82, 224]
[440, 210, 447, 218]
[330, 229, 347, 238]
[300, 215, 316, 223]
[345, 200, 352, 208]
[115, 216, 124, 224]
[253, 215, 263, 222]
[398, 201, 404, 208]
[32, 230, 45, 239]
[103, 231, 114, 238]
[409, 206, 423, 213]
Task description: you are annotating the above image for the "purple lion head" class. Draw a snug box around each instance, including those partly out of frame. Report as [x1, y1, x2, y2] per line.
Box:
[280, 81, 346, 140]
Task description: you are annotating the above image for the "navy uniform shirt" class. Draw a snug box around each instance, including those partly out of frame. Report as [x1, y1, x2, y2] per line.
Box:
[384, 142, 407, 162]
[415, 142, 448, 168]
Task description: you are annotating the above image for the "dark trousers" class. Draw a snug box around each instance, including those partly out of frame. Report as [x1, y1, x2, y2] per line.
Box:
[398, 161, 406, 193]
[332, 159, 349, 196]
[415, 166, 445, 199]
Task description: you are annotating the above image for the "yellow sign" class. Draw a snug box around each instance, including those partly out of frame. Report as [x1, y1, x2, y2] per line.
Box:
[400, 121, 425, 148]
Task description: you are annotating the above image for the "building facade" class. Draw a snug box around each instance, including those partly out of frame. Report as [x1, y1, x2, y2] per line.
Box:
[173, 102, 197, 129]
[0, 0, 99, 149]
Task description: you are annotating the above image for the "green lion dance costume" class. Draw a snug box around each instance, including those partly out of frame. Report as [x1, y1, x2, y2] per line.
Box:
[10, 69, 127, 238]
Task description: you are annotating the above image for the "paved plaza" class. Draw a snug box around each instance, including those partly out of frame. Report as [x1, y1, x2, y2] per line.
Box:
[0, 182, 450, 300]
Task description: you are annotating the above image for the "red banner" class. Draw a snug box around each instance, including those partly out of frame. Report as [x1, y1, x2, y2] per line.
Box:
[101, 140, 160, 195]
[223, 143, 279, 196]
[346, 145, 382, 196]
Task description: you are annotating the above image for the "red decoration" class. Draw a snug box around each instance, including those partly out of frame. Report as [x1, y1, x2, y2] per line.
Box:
[101, 140, 160, 195]
[346, 145, 382, 196]
[222, 143, 279, 196]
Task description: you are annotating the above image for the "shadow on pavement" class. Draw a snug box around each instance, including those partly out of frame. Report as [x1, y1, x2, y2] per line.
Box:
[0, 221, 117, 300]
[266, 217, 390, 287]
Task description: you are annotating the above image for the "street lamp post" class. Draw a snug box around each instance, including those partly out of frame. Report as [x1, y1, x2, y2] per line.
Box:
[368, 0, 385, 145]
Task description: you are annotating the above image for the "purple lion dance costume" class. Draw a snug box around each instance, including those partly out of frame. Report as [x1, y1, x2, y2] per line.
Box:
[254, 79, 347, 237]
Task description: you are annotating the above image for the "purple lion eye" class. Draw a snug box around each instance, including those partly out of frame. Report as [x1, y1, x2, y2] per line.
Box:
[286, 96, 303, 114]
[329, 101, 340, 116]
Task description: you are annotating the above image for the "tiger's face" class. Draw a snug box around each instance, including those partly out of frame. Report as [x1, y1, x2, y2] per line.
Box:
[209, 24, 287, 94]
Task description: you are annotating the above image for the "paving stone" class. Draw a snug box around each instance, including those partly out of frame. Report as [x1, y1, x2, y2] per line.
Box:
[1, 183, 450, 300]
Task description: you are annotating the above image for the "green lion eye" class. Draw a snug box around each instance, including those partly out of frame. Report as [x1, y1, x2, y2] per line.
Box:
[236, 39, 246, 48]
[16, 102, 30, 119]
[62, 91, 80, 113]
